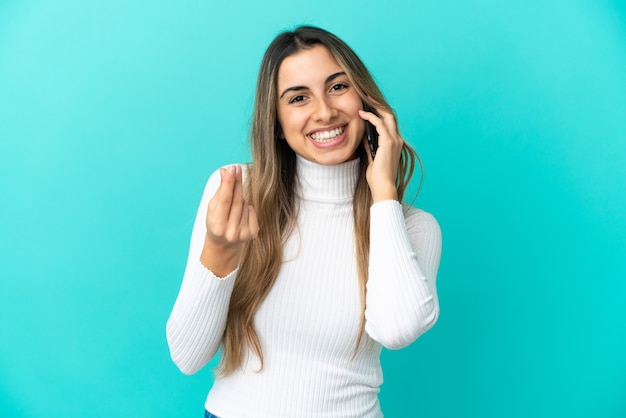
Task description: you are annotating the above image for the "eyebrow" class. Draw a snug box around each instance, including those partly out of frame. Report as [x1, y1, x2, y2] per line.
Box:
[279, 71, 347, 99]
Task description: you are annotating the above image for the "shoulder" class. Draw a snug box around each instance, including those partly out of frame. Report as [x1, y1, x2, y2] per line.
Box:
[401, 203, 441, 235]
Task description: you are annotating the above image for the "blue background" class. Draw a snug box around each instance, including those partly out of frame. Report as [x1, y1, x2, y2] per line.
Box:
[1, 0, 625, 417]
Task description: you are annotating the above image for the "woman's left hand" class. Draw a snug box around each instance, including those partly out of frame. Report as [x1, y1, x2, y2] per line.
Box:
[359, 107, 404, 202]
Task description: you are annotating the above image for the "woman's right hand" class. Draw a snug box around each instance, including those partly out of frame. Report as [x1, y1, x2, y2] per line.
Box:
[200, 165, 259, 277]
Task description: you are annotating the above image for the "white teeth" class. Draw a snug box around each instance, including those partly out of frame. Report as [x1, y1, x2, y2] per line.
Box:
[310, 126, 344, 143]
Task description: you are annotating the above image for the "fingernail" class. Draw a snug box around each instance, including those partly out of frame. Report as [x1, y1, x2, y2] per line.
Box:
[229, 165, 236, 174]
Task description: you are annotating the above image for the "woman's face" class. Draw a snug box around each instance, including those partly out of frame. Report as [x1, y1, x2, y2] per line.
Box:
[276, 45, 365, 165]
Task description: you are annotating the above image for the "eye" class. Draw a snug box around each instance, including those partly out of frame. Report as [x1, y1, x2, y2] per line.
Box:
[288, 94, 307, 104]
[330, 83, 349, 92]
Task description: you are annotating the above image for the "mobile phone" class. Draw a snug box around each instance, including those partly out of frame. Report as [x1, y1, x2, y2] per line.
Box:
[362, 102, 379, 158]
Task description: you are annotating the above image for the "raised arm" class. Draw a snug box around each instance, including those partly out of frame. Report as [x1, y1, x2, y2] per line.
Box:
[166, 165, 258, 374]
[359, 106, 442, 349]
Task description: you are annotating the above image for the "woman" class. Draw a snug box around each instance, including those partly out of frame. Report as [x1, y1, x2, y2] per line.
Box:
[166, 26, 441, 418]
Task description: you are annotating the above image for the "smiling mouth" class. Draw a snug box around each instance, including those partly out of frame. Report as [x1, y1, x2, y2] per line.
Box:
[309, 126, 345, 143]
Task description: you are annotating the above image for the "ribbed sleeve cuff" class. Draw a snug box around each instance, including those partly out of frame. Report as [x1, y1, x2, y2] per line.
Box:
[172, 261, 237, 320]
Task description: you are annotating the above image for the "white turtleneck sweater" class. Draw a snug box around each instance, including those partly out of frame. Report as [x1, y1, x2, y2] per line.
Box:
[166, 156, 441, 418]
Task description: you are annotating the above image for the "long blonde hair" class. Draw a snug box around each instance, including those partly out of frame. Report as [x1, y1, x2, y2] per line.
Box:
[218, 26, 421, 376]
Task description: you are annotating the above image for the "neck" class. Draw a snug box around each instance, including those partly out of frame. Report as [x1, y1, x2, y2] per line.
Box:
[294, 155, 360, 203]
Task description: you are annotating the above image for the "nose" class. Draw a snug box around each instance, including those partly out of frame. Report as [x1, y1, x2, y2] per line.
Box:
[313, 97, 338, 122]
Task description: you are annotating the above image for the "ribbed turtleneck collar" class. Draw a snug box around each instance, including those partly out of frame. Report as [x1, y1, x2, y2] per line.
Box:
[295, 155, 360, 203]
